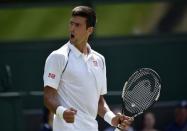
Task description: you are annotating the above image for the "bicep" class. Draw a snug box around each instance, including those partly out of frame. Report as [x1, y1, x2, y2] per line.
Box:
[44, 86, 58, 99]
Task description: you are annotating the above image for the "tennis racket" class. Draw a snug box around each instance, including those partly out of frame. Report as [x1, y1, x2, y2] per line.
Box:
[115, 68, 161, 131]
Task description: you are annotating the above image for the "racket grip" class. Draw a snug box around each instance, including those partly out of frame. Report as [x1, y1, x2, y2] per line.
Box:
[114, 125, 122, 131]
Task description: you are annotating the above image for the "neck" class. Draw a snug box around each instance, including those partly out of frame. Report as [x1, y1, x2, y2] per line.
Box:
[71, 40, 88, 55]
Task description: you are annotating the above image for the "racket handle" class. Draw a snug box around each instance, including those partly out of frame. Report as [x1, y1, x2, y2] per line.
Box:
[114, 125, 122, 131]
[114, 128, 121, 131]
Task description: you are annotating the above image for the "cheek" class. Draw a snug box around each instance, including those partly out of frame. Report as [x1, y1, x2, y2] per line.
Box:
[77, 29, 88, 37]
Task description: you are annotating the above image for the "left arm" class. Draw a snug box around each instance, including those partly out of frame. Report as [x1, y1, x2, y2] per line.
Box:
[98, 95, 133, 128]
[98, 95, 110, 118]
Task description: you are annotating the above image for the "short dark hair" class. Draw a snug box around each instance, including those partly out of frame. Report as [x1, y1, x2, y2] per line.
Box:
[72, 6, 96, 28]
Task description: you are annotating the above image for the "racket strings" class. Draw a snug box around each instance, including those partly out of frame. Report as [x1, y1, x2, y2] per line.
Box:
[124, 89, 154, 113]
[122, 69, 161, 115]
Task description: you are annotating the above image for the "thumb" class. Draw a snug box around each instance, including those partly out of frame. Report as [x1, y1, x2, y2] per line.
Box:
[117, 113, 126, 121]
[69, 107, 77, 114]
[116, 112, 122, 118]
[116, 112, 122, 122]
[117, 112, 122, 115]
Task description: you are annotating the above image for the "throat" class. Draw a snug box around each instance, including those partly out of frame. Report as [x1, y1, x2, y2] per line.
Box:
[83, 47, 89, 55]
[74, 43, 89, 55]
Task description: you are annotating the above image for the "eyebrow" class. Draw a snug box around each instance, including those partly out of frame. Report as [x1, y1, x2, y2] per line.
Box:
[70, 20, 80, 25]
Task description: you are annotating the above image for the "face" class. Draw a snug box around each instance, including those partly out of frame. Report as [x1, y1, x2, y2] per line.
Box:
[175, 108, 187, 124]
[69, 16, 93, 45]
[143, 113, 156, 128]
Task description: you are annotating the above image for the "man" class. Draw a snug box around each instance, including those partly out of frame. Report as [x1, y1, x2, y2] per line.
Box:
[165, 101, 187, 131]
[43, 6, 133, 131]
[141, 112, 158, 131]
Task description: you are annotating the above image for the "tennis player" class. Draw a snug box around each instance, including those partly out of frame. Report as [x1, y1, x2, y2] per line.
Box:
[43, 6, 133, 131]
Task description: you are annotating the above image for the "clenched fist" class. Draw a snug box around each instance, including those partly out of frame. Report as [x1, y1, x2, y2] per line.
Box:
[63, 108, 77, 123]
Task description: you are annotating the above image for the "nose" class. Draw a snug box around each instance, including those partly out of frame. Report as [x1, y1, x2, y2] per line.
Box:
[69, 23, 75, 32]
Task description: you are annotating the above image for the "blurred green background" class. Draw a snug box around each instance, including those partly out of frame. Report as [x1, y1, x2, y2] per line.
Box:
[0, 2, 178, 41]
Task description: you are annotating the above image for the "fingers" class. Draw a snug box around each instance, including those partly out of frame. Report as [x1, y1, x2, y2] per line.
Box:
[120, 115, 134, 122]
[111, 112, 134, 128]
[63, 108, 77, 123]
[69, 107, 77, 114]
[116, 113, 134, 129]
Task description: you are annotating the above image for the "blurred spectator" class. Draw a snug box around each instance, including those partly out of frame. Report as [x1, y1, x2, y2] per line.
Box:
[140, 112, 159, 131]
[165, 100, 187, 131]
[104, 106, 135, 131]
[104, 126, 134, 131]
[40, 107, 53, 131]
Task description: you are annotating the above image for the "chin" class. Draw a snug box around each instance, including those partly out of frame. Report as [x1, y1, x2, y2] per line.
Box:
[70, 39, 76, 44]
[70, 38, 74, 42]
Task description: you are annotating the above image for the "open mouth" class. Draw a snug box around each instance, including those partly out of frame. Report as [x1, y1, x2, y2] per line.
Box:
[70, 34, 75, 39]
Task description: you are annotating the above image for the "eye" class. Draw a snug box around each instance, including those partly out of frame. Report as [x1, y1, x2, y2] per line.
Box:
[75, 23, 80, 27]
[69, 21, 73, 26]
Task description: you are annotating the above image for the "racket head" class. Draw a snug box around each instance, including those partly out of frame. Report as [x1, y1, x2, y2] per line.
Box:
[121, 68, 161, 117]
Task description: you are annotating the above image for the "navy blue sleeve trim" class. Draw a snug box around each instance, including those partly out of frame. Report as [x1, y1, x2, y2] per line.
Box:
[62, 49, 71, 74]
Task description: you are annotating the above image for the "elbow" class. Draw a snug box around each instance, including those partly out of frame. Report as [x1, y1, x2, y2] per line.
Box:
[44, 89, 50, 109]
[43, 86, 54, 111]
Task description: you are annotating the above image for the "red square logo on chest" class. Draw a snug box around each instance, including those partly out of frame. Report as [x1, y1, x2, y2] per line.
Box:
[93, 60, 98, 67]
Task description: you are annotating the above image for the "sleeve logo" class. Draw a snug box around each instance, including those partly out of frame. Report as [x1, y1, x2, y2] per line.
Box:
[48, 73, 56, 79]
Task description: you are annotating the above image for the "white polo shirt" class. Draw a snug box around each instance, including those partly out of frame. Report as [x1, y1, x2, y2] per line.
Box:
[43, 41, 107, 131]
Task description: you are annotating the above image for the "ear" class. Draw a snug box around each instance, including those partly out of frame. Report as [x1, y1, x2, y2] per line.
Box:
[87, 27, 94, 35]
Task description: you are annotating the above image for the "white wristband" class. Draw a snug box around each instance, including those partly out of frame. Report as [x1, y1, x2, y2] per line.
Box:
[104, 111, 116, 126]
[56, 106, 67, 120]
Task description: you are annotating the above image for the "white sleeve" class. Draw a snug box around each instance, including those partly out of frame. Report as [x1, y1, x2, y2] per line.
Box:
[43, 52, 65, 90]
[100, 57, 107, 95]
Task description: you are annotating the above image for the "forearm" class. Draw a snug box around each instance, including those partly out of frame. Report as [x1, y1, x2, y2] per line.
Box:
[44, 86, 77, 123]
[44, 86, 61, 114]
[98, 95, 111, 118]
[98, 95, 118, 126]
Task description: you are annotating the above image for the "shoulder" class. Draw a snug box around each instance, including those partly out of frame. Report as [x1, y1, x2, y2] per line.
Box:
[47, 43, 69, 60]
[91, 50, 106, 69]
[52, 43, 69, 56]
[165, 122, 176, 131]
[92, 50, 105, 62]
